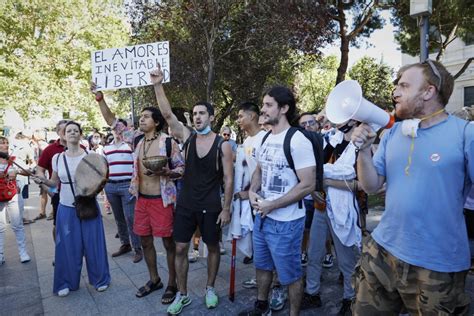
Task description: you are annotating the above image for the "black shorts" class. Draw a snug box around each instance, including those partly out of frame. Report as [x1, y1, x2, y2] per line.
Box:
[173, 205, 221, 246]
[51, 193, 60, 226]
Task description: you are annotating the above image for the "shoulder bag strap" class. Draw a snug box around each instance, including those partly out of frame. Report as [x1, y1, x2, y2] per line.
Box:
[62, 153, 76, 198]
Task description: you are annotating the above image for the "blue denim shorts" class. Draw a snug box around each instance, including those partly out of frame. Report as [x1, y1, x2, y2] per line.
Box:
[253, 214, 305, 285]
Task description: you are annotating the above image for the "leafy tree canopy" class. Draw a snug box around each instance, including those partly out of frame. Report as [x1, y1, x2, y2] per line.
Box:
[124, 0, 333, 131]
[348, 56, 394, 110]
[0, 0, 129, 130]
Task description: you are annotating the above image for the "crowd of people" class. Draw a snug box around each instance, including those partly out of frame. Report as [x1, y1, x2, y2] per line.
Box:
[1, 59, 473, 316]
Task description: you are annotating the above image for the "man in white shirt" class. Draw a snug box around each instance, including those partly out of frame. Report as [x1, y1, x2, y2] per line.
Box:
[245, 86, 316, 316]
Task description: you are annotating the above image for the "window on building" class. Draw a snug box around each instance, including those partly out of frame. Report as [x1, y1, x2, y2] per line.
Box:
[465, 86, 474, 107]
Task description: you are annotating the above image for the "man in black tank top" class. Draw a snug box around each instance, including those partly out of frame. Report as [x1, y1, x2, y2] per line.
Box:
[151, 67, 234, 314]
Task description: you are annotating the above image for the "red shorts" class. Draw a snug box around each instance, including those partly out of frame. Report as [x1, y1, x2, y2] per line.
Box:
[133, 195, 174, 237]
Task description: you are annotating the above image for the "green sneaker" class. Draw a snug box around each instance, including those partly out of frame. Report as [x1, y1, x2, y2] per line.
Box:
[167, 292, 192, 315]
[205, 286, 218, 309]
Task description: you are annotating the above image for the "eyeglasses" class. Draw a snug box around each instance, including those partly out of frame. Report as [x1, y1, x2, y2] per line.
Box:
[422, 59, 442, 92]
[300, 120, 316, 128]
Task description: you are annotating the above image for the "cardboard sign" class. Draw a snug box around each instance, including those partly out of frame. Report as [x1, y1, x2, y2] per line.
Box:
[91, 41, 170, 91]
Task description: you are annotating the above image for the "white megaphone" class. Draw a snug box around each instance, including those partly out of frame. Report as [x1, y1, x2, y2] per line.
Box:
[325, 80, 394, 130]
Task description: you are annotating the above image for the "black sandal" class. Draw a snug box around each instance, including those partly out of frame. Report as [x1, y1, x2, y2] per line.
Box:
[161, 285, 178, 304]
[135, 279, 163, 298]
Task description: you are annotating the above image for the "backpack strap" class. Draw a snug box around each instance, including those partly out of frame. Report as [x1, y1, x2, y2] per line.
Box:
[62, 153, 76, 198]
[165, 136, 173, 169]
[463, 121, 470, 186]
[133, 134, 145, 151]
[182, 131, 197, 161]
[282, 127, 303, 208]
[260, 130, 272, 146]
[282, 127, 299, 179]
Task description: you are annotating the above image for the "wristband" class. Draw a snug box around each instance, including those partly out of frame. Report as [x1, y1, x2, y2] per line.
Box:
[95, 93, 104, 102]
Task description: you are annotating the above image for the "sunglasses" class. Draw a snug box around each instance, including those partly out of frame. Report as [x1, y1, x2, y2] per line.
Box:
[222, 133, 230, 136]
[422, 59, 442, 92]
[300, 120, 316, 128]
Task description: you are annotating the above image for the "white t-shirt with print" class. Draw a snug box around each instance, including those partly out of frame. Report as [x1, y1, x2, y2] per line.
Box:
[52, 152, 87, 207]
[243, 130, 266, 178]
[258, 128, 315, 221]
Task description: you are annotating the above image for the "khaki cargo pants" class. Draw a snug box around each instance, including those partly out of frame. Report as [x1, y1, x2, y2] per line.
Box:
[352, 235, 470, 316]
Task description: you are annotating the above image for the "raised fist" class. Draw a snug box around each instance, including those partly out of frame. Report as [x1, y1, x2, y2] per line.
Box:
[149, 64, 164, 85]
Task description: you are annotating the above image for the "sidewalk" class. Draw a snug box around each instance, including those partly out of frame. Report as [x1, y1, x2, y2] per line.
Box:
[1, 185, 473, 315]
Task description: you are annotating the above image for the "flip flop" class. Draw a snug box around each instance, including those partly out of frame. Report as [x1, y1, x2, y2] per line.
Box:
[161, 285, 178, 304]
[135, 279, 163, 298]
[34, 213, 46, 220]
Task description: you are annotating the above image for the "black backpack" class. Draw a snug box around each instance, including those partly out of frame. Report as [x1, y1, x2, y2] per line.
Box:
[261, 126, 324, 194]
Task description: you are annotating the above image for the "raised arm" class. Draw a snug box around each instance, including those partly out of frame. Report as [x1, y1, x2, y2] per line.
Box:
[150, 66, 191, 143]
[90, 82, 116, 126]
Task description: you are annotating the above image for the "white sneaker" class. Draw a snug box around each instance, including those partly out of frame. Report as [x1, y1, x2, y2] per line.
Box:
[58, 288, 70, 297]
[20, 253, 31, 263]
[188, 249, 199, 263]
[97, 285, 109, 292]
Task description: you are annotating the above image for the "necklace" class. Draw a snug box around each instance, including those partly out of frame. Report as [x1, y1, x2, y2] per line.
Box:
[143, 133, 158, 158]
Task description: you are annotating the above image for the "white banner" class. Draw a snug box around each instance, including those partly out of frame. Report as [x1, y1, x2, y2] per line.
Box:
[91, 41, 170, 91]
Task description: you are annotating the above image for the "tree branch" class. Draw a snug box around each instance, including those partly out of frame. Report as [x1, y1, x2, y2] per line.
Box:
[453, 57, 473, 80]
[348, 2, 376, 40]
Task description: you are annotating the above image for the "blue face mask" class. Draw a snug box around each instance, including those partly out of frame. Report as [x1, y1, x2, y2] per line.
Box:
[195, 125, 211, 135]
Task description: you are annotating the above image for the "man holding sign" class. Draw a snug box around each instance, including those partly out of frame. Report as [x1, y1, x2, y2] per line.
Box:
[151, 65, 233, 315]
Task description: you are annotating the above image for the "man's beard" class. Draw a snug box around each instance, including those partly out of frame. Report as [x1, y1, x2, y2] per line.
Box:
[263, 116, 279, 126]
[395, 94, 425, 120]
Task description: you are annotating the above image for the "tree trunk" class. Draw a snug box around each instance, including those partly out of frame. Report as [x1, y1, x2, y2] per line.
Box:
[207, 55, 215, 102]
[335, 1, 348, 85]
[336, 36, 350, 85]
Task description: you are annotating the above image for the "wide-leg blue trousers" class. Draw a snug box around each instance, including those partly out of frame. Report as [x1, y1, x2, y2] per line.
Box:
[53, 203, 110, 294]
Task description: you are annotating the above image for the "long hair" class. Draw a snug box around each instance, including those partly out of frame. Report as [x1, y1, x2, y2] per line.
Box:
[142, 107, 166, 132]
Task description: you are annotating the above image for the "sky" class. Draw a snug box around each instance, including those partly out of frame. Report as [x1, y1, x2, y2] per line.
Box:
[321, 11, 402, 72]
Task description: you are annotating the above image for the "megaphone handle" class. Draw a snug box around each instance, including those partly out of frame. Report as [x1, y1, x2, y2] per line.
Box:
[352, 123, 379, 151]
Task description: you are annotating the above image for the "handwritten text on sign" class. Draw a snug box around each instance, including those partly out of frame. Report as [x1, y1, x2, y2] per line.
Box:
[91, 41, 170, 91]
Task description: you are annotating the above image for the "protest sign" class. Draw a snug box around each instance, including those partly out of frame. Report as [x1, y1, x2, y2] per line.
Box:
[91, 41, 170, 91]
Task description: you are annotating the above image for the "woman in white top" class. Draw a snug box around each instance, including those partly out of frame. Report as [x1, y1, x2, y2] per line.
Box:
[0, 136, 31, 265]
[34, 121, 110, 297]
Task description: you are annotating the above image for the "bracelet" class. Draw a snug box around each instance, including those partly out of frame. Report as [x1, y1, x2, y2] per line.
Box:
[95, 93, 104, 102]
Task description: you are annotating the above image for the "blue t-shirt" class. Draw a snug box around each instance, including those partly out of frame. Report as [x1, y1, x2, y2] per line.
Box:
[372, 115, 474, 272]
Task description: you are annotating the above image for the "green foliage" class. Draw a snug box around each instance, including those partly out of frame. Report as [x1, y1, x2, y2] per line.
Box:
[0, 0, 129, 129]
[348, 56, 394, 110]
[125, 0, 333, 131]
[294, 55, 339, 113]
[391, 0, 474, 58]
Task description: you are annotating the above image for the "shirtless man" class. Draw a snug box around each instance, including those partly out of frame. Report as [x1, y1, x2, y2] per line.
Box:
[132, 107, 184, 305]
[150, 66, 233, 315]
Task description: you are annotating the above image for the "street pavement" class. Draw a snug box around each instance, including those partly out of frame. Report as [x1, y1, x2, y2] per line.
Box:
[1, 185, 474, 315]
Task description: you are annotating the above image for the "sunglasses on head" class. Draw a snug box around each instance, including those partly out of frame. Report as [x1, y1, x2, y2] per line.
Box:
[421, 59, 442, 92]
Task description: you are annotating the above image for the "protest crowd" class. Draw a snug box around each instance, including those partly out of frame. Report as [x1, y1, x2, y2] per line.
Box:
[1, 59, 474, 316]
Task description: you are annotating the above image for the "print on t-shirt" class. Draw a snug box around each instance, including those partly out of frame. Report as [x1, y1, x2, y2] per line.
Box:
[260, 142, 293, 199]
